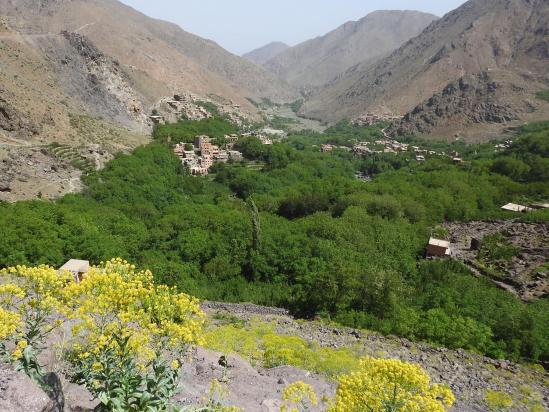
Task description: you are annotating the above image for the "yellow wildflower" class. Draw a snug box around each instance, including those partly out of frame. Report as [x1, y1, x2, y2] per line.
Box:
[329, 357, 455, 412]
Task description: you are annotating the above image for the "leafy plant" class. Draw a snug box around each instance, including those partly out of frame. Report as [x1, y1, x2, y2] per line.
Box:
[280, 381, 318, 412]
[63, 259, 204, 411]
[329, 357, 455, 412]
[478, 233, 519, 262]
[0, 266, 72, 391]
[68, 338, 181, 412]
[1, 260, 205, 412]
[484, 390, 513, 411]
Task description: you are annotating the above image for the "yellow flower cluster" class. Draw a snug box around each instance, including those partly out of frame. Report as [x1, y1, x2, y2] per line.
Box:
[11, 339, 28, 360]
[1, 265, 71, 343]
[204, 321, 359, 376]
[0, 307, 21, 340]
[280, 381, 318, 412]
[63, 259, 205, 360]
[329, 357, 455, 412]
[485, 390, 513, 411]
[1, 265, 72, 311]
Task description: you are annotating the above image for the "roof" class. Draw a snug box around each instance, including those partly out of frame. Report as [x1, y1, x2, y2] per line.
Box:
[428, 238, 450, 248]
[59, 259, 89, 273]
[501, 203, 532, 212]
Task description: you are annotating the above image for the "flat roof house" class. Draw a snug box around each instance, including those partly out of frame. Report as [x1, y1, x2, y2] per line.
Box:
[501, 203, 533, 213]
[426, 238, 451, 257]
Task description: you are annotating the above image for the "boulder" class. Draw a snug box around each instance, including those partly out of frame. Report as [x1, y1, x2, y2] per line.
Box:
[0, 363, 54, 412]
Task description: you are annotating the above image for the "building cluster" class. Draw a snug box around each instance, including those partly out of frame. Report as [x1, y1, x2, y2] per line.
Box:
[494, 140, 513, 152]
[241, 131, 274, 145]
[173, 135, 243, 176]
[320, 144, 351, 153]
[351, 139, 458, 163]
[353, 112, 402, 127]
[150, 94, 212, 125]
[150, 93, 246, 126]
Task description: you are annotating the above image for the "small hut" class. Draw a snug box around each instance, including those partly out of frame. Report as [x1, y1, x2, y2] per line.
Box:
[59, 259, 89, 282]
[426, 238, 451, 257]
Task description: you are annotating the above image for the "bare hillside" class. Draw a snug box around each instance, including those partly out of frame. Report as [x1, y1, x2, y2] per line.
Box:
[243, 41, 290, 65]
[301, 0, 549, 140]
[0, 0, 299, 201]
[264, 10, 438, 90]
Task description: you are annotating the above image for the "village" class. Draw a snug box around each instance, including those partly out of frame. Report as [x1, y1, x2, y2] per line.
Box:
[173, 135, 243, 176]
[320, 138, 463, 164]
[149, 93, 246, 127]
[172, 128, 285, 176]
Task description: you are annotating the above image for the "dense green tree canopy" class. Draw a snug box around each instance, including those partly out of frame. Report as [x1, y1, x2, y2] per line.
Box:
[1, 119, 548, 364]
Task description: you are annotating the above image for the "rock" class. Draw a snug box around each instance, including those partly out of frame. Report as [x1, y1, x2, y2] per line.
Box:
[43, 373, 63, 412]
[261, 399, 283, 412]
[0, 364, 55, 412]
[0, 181, 11, 192]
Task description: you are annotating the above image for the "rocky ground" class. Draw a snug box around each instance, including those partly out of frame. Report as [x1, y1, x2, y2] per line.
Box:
[176, 347, 335, 411]
[443, 220, 549, 300]
[1, 302, 547, 411]
[202, 302, 549, 412]
[0, 363, 53, 412]
[0, 145, 82, 202]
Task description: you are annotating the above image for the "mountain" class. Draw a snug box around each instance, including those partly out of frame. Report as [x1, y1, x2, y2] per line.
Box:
[301, 0, 549, 140]
[243, 41, 290, 65]
[264, 10, 438, 90]
[0, 0, 298, 201]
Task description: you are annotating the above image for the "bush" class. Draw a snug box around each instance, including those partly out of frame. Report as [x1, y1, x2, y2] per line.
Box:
[1, 259, 205, 411]
[329, 357, 454, 412]
[478, 233, 519, 262]
[484, 390, 513, 411]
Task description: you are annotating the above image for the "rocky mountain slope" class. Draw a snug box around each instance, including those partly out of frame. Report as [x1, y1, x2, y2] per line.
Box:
[243, 41, 290, 65]
[301, 0, 549, 140]
[264, 10, 438, 91]
[0, 0, 298, 201]
[1, 0, 297, 108]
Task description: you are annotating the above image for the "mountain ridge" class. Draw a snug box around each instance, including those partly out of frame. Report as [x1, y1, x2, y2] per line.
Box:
[243, 41, 290, 65]
[301, 0, 549, 140]
[264, 10, 438, 91]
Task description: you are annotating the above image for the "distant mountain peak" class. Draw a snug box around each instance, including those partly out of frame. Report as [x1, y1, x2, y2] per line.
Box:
[243, 42, 291, 65]
[263, 10, 438, 90]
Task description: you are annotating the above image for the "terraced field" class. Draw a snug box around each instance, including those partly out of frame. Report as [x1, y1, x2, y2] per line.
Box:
[46, 143, 95, 173]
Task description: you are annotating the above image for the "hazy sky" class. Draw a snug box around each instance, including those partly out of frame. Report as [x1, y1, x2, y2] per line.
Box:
[119, 0, 467, 55]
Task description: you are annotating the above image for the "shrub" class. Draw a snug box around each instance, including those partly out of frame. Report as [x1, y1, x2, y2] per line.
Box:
[0, 265, 72, 390]
[478, 233, 519, 262]
[204, 321, 360, 377]
[329, 357, 455, 412]
[484, 390, 513, 411]
[280, 381, 318, 412]
[1, 259, 205, 412]
[535, 90, 549, 102]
